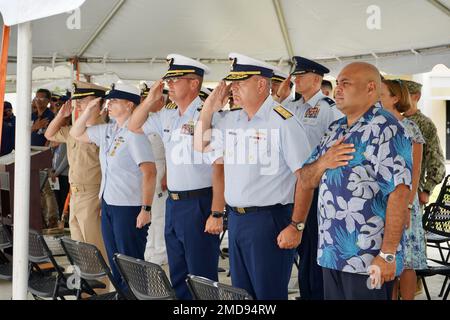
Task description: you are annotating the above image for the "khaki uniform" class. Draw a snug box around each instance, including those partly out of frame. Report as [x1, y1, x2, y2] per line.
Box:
[52, 119, 107, 261]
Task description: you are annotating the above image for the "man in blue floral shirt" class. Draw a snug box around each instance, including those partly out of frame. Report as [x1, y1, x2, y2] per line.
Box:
[298, 62, 412, 300]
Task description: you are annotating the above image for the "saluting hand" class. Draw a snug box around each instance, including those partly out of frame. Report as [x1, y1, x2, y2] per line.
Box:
[318, 136, 355, 170]
[84, 97, 102, 115]
[277, 225, 302, 249]
[203, 81, 231, 113]
[136, 209, 151, 229]
[274, 76, 292, 103]
[145, 79, 164, 103]
[57, 101, 73, 119]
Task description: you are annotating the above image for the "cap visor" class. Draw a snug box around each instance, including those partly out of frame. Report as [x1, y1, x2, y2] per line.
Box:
[223, 74, 254, 81]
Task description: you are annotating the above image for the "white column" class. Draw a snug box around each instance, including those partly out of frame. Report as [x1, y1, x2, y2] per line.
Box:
[12, 21, 32, 300]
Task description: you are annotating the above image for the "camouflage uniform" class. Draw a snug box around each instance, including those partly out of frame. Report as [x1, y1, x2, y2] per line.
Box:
[405, 80, 446, 194]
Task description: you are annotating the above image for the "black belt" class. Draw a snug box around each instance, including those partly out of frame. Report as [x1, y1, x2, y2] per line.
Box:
[227, 204, 290, 215]
[168, 187, 212, 201]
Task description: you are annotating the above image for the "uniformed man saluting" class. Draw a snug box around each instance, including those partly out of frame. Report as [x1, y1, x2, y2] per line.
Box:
[194, 53, 312, 300]
[45, 81, 108, 262]
[128, 54, 224, 300]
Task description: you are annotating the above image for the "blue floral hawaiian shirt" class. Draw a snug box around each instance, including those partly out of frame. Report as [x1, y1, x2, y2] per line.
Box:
[305, 104, 412, 276]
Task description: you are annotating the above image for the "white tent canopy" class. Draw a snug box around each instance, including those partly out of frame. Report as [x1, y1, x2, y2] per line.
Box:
[1, 0, 450, 90]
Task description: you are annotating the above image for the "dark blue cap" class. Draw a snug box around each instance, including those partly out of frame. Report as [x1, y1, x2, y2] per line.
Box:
[291, 56, 329, 76]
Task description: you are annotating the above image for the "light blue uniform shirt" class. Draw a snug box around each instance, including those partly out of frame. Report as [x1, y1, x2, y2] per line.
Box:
[285, 90, 336, 150]
[212, 95, 311, 207]
[87, 121, 155, 206]
[142, 96, 217, 192]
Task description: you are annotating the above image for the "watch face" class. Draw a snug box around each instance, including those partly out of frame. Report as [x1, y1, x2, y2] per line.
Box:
[386, 255, 395, 263]
[296, 223, 305, 231]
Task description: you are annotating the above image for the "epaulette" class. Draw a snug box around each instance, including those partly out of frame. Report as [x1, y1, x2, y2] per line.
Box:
[218, 105, 242, 113]
[273, 105, 293, 120]
[229, 105, 242, 111]
[165, 102, 178, 110]
[321, 97, 336, 107]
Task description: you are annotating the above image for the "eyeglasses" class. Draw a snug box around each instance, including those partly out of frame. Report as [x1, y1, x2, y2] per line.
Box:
[163, 77, 195, 85]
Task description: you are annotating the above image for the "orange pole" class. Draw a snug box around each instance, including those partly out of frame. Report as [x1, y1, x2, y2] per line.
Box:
[0, 25, 11, 151]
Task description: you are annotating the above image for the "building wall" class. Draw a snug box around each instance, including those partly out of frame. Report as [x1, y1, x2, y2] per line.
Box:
[414, 66, 450, 162]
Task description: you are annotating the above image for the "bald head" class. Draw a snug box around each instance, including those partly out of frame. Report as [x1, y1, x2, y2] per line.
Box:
[342, 62, 381, 94]
[335, 62, 381, 120]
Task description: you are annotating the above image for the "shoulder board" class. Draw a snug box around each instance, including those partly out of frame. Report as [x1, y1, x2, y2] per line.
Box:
[229, 105, 242, 111]
[273, 105, 293, 120]
[219, 105, 242, 113]
[320, 97, 336, 107]
[165, 102, 178, 110]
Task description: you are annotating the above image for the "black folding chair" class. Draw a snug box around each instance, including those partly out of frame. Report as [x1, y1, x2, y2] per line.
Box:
[425, 175, 450, 263]
[417, 203, 450, 300]
[60, 237, 126, 300]
[0, 224, 12, 281]
[114, 253, 176, 300]
[27, 230, 105, 300]
[186, 274, 252, 300]
[217, 282, 253, 300]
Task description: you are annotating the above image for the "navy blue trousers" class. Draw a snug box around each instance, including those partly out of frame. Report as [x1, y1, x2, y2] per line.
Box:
[228, 204, 295, 300]
[297, 188, 323, 300]
[323, 268, 394, 300]
[165, 190, 220, 300]
[101, 199, 149, 292]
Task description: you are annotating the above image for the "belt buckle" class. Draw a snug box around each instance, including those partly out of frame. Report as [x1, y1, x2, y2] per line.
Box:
[72, 186, 78, 193]
[236, 207, 246, 214]
[171, 193, 180, 201]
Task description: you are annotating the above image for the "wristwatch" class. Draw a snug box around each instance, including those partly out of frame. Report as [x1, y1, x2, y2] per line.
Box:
[378, 251, 396, 263]
[290, 221, 305, 232]
[211, 211, 224, 218]
[141, 205, 152, 213]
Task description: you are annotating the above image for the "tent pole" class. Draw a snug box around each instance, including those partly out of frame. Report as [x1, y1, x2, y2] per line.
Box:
[0, 25, 11, 151]
[272, 0, 294, 60]
[12, 21, 32, 300]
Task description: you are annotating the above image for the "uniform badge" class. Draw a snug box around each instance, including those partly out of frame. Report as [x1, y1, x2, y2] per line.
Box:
[109, 136, 125, 156]
[181, 120, 195, 136]
[305, 105, 320, 119]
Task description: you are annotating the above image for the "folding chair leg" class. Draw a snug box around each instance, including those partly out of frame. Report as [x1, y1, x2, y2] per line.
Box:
[443, 280, 450, 300]
[445, 242, 450, 263]
[437, 243, 446, 262]
[420, 276, 432, 300]
[439, 276, 449, 297]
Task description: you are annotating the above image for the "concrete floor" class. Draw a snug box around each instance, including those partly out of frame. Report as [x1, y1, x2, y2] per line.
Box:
[0, 240, 448, 300]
